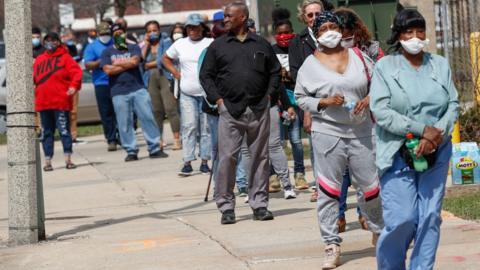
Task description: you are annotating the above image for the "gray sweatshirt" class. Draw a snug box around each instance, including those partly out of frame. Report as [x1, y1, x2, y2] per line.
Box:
[294, 49, 374, 138]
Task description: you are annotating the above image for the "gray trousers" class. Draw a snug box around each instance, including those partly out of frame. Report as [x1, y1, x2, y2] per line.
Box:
[312, 131, 383, 245]
[269, 106, 292, 189]
[215, 104, 270, 213]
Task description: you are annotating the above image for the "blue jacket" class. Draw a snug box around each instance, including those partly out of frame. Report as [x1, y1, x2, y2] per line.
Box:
[370, 52, 459, 175]
[143, 33, 174, 86]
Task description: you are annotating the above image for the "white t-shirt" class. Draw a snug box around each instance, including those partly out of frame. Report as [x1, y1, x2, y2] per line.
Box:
[166, 37, 213, 96]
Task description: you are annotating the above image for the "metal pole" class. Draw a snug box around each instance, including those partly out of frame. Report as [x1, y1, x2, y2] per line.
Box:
[5, 0, 38, 246]
[36, 139, 46, 240]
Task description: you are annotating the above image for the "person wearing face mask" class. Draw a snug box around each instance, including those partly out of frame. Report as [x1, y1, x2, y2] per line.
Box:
[162, 13, 213, 176]
[289, 0, 328, 203]
[101, 24, 168, 162]
[272, 8, 310, 194]
[81, 29, 97, 58]
[33, 32, 83, 171]
[142, 20, 182, 151]
[370, 10, 459, 270]
[32, 27, 45, 59]
[294, 12, 384, 269]
[84, 22, 120, 152]
[333, 7, 385, 234]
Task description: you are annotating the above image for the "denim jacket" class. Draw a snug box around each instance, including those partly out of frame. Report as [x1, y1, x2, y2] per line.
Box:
[370, 52, 459, 175]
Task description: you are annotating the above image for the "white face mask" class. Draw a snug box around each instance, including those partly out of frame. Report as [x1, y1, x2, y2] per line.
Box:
[400, 37, 430, 55]
[317, 30, 342, 49]
[341, 36, 355, 48]
[172, 33, 184, 41]
[99, 35, 111, 44]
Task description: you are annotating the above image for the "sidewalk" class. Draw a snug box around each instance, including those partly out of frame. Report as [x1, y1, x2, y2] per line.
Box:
[0, 130, 479, 270]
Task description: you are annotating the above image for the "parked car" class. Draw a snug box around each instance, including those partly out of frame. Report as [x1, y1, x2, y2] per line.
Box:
[0, 64, 101, 134]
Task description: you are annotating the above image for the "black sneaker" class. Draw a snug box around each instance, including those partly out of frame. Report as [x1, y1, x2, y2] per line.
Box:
[221, 210, 236, 225]
[237, 187, 248, 197]
[178, 163, 194, 176]
[253, 207, 274, 221]
[124, 154, 138, 162]
[107, 143, 117, 152]
[149, 150, 169, 158]
[199, 163, 210, 174]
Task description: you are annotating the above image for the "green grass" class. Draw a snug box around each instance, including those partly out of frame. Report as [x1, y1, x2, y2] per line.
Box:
[0, 124, 104, 145]
[443, 190, 480, 220]
[284, 144, 311, 160]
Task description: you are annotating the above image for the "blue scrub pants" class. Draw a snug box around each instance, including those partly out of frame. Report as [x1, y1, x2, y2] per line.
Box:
[376, 139, 452, 270]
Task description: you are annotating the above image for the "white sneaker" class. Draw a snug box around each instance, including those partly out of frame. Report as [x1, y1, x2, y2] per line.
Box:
[284, 189, 297, 199]
[322, 244, 340, 269]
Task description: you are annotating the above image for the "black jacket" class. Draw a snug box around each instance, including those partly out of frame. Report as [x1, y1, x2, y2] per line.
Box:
[200, 32, 281, 119]
[288, 28, 316, 83]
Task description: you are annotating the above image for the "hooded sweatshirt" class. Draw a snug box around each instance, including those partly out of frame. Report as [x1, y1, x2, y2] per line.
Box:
[33, 46, 82, 112]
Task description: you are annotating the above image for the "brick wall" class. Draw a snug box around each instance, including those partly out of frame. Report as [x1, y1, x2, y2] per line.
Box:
[162, 0, 237, 13]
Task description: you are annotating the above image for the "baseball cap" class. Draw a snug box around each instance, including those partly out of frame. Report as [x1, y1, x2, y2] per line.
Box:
[44, 32, 60, 42]
[111, 23, 125, 34]
[213, 11, 224, 22]
[185, 13, 203, 27]
[97, 22, 111, 36]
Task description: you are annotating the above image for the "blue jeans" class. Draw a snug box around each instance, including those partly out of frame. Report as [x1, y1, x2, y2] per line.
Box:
[94, 85, 118, 144]
[40, 110, 73, 159]
[288, 107, 305, 174]
[112, 88, 161, 155]
[338, 168, 362, 219]
[208, 114, 248, 189]
[376, 140, 452, 270]
[180, 94, 211, 162]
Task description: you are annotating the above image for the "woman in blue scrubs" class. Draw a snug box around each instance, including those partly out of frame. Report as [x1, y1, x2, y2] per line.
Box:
[370, 9, 459, 270]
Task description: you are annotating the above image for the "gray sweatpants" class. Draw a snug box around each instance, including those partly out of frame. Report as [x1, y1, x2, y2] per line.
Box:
[215, 104, 270, 213]
[269, 106, 292, 189]
[312, 131, 383, 245]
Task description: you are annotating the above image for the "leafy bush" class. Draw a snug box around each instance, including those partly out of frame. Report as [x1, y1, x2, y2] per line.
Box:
[459, 105, 480, 142]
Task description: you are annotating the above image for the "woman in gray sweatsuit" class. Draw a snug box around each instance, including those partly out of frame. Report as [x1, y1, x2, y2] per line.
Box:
[294, 11, 383, 269]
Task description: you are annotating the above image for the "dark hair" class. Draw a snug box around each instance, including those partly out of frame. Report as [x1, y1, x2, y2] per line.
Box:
[226, 1, 250, 19]
[321, 0, 335, 11]
[335, 8, 371, 47]
[272, 8, 293, 31]
[387, 9, 426, 51]
[170, 23, 186, 40]
[32, 27, 42, 35]
[145, 20, 160, 31]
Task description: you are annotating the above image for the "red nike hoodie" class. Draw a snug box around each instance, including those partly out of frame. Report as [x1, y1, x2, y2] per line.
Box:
[33, 46, 82, 111]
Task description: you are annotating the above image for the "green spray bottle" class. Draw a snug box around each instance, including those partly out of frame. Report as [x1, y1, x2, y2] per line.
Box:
[405, 133, 429, 172]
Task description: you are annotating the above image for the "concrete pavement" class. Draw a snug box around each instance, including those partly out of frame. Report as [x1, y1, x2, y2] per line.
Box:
[0, 130, 479, 270]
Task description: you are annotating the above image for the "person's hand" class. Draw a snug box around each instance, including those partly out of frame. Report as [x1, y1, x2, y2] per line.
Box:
[354, 96, 369, 115]
[143, 33, 150, 46]
[287, 107, 296, 120]
[319, 95, 344, 108]
[422, 126, 443, 148]
[416, 138, 436, 158]
[67, 88, 76, 96]
[172, 70, 181, 80]
[303, 112, 312, 134]
[216, 99, 224, 107]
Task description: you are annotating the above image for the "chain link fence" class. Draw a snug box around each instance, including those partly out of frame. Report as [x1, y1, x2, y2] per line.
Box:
[436, 0, 480, 104]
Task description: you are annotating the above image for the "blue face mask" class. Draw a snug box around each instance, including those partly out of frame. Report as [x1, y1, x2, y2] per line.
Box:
[149, 32, 160, 43]
[32, 38, 41, 47]
[66, 40, 74, 46]
[44, 42, 57, 52]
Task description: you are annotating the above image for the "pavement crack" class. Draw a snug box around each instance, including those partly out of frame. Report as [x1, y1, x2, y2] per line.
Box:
[173, 216, 252, 270]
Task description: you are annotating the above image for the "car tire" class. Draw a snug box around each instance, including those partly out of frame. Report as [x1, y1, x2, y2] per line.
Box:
[0, 108, 6, 134]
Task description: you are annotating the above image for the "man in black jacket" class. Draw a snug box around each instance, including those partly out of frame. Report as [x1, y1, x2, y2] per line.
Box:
[200, 2, 281, 225]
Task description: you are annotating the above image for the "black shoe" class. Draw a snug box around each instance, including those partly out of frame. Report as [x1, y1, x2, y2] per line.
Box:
[253, 207, 274, 221]
[124, 154, 138, 162]
[221, 210, 236, 225]
[149, 150, 168, 158]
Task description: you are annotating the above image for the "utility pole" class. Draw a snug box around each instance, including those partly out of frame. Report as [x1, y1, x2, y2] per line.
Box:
[5, 0, 39, 246]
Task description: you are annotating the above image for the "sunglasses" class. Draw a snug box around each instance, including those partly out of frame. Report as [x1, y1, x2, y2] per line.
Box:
[306, 12, 321, 19]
